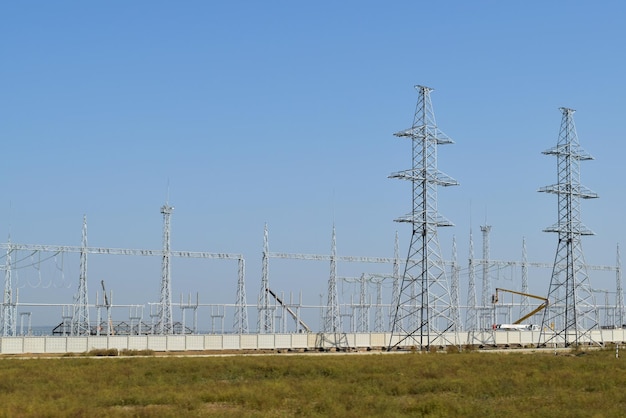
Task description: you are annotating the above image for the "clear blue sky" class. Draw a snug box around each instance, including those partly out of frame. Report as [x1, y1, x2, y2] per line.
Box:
[1, 1, 625, 327]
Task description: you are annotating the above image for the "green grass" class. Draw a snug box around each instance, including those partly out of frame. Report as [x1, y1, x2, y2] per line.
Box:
[0, 348, 625, 417]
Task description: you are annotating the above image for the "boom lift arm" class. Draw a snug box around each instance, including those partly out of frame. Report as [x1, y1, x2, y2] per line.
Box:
[492, 288, 549, 324]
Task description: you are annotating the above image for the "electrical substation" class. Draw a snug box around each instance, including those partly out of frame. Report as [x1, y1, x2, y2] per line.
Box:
[0, 86, 624, 354]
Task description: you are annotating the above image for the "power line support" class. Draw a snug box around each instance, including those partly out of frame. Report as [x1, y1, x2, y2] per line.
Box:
[159, 203, 174, 334]
[258, 223, 274, 333]
[389, 85, 459, 350]
[538, 107, 601, 347]
[72, 215, 90, 335]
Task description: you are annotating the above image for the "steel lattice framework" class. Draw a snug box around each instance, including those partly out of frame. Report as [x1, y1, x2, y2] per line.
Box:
[258, 223, 274, 333]
[324, 224, 342, 332]
[538, 107, 601, 347]
[389, 85, 459, 350]
[1, 242, 15, 336]
[72, 216, 90, 335]
[159, 203, 174, 334]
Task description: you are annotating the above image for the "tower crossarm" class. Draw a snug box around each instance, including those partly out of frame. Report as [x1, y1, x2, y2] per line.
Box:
[393, 127, 454, 145]
[393, 213, 454, 227]
[538, 184, 598, 199]
[542, 144, 594, 160]
[388, 169, 459, 187]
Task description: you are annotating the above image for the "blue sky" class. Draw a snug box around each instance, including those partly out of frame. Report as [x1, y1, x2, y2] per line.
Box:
[1, 2, 625, 328]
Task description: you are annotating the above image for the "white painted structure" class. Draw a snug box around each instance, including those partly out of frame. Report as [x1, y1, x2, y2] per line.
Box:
[0, 330, 624, 355]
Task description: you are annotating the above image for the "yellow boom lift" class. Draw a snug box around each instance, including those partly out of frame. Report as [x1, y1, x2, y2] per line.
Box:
[492, 288, 549, 329]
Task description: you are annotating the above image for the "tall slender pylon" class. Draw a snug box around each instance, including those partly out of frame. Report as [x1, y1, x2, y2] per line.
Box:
[389, 85, 459, 350]
[450, 236, 461, 331]
[465, 228, 477, 332]
[520, 237, 530, 319]
[72, 215, 90, 335]
[324, 224, 341, 332]
[1, 238, 15, 336]
[258, 223, 274, 333]
[233, 257, 249, 333]
[615, 244, 624, 328]
[389, 231, 400, 331]
[538, 107, 601, 347]
[480, 225, 492, 309]
[159, 203, 174, 334]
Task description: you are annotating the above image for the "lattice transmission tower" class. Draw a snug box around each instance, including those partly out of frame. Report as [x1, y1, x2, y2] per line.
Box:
[324, 224, 341, 333]
[1, 240, 16, 336]
[159, 203, 174, 334]
[538, 107, 601, 347]
[72, 215, 90, 335]
[389, 85, 459, 350]
[258, 223, 274, 333]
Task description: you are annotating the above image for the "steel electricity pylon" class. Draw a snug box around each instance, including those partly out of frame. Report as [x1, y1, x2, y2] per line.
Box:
[538, 107, 601, 347]
[389, 85, 459, 350]
[324, 224, 341, 333]
[258, 223, 274, 333]
[159, 202, 174, 334]
[72, 215, 90, 335]
[1, 238, 16, 336]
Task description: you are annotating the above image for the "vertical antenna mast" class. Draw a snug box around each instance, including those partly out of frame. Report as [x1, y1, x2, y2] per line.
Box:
[389, 85, 459, 350]
[538, 107, 601, 347]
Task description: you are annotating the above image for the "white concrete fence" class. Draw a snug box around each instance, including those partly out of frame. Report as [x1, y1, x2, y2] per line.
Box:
[0, 330, 624, 355]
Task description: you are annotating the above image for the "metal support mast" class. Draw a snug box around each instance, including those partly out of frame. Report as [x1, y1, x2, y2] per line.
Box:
[538, 107, 601, 347]
[325, 224, 342, 332]
[1, 242, 15, 336]
[480, 225, 492, 309]
[520, 237, 530, 318]
[465, 228, 477, 332]
[450, 236, 461, 331]
[258, 223, 273, 333]
[72, 215, 90, 335]
[616, 244, 624, 328]
[233, 257, 249, 333]
[159, 203, 174, 334]
[389, 85, 459, 350]
[389, 231, 401, 331]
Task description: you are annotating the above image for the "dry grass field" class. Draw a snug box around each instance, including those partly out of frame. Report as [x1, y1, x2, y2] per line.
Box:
[0, 346, 624, 417]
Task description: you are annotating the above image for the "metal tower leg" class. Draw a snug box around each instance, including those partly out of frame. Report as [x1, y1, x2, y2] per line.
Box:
[389, 85, 459, 350]
[538, 107, 601, 347]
